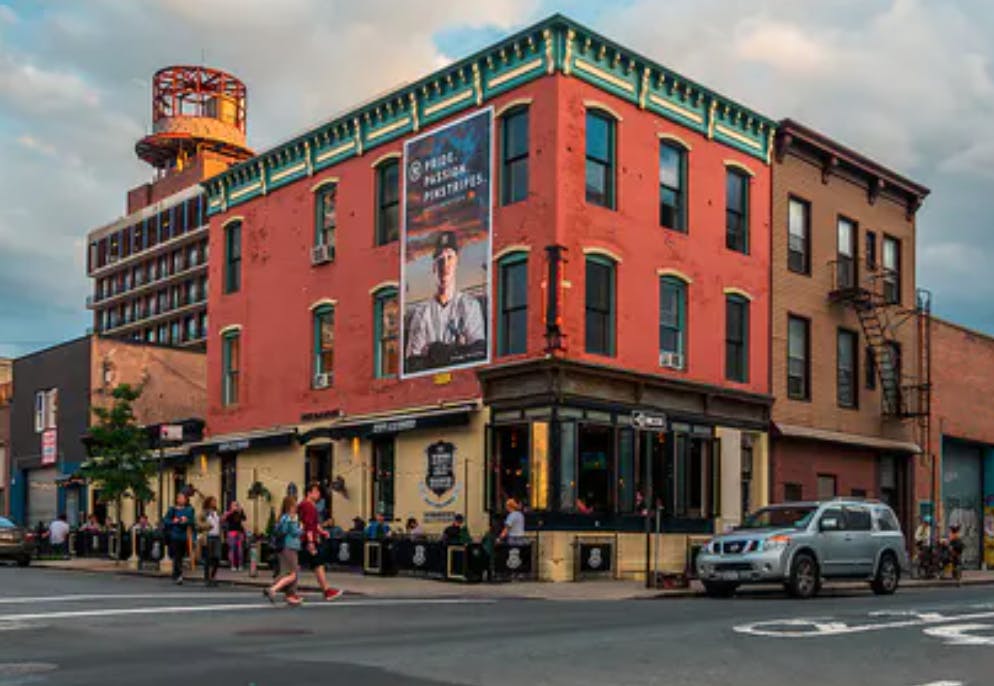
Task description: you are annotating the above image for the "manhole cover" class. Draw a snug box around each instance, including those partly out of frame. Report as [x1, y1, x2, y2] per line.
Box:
[0, 663, 58, 676]
[235, 628, 314, 637]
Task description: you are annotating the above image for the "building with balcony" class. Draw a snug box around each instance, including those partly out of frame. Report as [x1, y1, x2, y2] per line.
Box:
[85, 66, 253, 350]
[769, 119, 930, 533]
[188, 15, 777, 581]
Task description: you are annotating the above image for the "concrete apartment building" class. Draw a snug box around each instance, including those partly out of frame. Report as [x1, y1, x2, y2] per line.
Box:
[85, 66, 253, 350]
[770, 119, 930, 533]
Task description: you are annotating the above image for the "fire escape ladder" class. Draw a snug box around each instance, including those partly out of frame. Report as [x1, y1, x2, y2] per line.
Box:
[853, 296, 902, 416]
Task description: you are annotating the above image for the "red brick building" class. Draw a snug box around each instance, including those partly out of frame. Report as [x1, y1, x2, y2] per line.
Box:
[197, 16, 776, 579]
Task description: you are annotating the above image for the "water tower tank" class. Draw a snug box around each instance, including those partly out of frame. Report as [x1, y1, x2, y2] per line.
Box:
[135, 65, 254, 170]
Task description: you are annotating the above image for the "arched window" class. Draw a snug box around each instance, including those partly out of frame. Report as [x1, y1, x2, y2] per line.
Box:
[659, 276, 687, 369]
[372, 287, 399, 378]
[724, 294, 749, 382]
[497, 251, 528, 356]
[314, 182, 337, 257]
[500, 106, 529, 205]
[312, 304, 335, 387]
[659, 141, 688, 232]
[375, 160, 400, 245]
[585, 109, 616, 209]
[221, 328, 241, 406]
[223, 219, 242, 294]
[585, 254, 616, 356]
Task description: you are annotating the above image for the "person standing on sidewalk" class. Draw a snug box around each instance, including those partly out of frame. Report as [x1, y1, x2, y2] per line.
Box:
[265, 496, 303, 606]
[298, 481, 343, 601]
[199, 496, 222, 586]
[223, 501, 247, 572]
[164, 492, 195, 585]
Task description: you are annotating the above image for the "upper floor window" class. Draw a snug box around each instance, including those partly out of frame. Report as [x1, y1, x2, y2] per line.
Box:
[837, 328, 858, 408]
[312, 305, 334, 387]
[659, 276, 686, 369]
[497, 252, 528, 356]
[659, 142, 686, 232]
[585, 255, 616, 356]
[787, 315, 810, 400]
[725, 169, 749, 253]
[585, 110, 615, 209]
[375, 159, 400, 246]
[787, 196, 810, 274]
[501, 107, 529, 205]
[221, 330, 240, 406]
[836, 216, 857, 290]
[724, 295, 749, 382]
[373, 289, 399, 379]
[224, 220, 241, 294]
[34, 388, 57, 433]
[314, 183, 337, 255]
[865, 230, 877, 271]
[882, 236, 901, 304]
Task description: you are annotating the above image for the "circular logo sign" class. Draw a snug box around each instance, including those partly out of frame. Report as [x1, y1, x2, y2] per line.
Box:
[408, 159, 423, 183]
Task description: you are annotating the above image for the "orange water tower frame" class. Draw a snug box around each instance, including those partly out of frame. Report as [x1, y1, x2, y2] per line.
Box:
[135, 65, 254, 172]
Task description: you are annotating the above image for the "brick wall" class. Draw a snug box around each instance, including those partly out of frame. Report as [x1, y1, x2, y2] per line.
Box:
[771, 149, 917, 446]
[772, 438, 879, 500]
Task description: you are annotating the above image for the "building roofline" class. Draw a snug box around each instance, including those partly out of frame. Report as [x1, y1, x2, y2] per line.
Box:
[931, 315, 994, 344]
[202, 14, 777, 215]
[11, 335, 91, 363]
[93, 335, 207, 357]
[777, 118, 930, 200]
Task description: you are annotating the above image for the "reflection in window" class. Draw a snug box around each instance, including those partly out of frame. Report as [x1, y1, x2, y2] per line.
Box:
[577, 424, 614, 513]
[496, 425, 530, 508]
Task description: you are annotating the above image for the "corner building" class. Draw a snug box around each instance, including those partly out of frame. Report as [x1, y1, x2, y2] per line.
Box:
[201, 16, 775, 580]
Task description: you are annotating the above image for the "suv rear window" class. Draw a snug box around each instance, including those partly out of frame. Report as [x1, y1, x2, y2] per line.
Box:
[875, 508, 900, 531]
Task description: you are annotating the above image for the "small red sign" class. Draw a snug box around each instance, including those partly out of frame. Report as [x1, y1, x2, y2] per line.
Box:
[41, 429, 57, 466]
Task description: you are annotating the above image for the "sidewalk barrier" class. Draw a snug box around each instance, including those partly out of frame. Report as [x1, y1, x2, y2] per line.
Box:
[574, 538, 614, 581]
[393, 537, 445, 578]
[363, 540, 396, 576]
[326, 536, 364, 570]
[492, 540, 537, 581]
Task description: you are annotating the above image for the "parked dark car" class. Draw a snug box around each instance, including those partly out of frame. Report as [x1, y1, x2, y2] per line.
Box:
[0, 516, 35, 566]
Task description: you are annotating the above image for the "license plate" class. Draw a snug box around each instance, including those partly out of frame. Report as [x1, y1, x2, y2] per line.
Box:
[720, 571, 740, 581]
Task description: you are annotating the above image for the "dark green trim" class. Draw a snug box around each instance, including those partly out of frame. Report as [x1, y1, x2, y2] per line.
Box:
[372, 287, 398, 379]
[203, 15, 775, 216]
[496, 251, 528, 356]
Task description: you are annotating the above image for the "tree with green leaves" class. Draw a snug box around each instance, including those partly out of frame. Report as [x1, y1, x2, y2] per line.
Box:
[79, 383, 157, 529]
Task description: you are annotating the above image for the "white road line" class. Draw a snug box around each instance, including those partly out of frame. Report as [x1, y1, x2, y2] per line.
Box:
[0, 593, 257, 605]
[735, 610, 994, 638]
[914, 681, 963, 686]
[0, 598, 492, 623]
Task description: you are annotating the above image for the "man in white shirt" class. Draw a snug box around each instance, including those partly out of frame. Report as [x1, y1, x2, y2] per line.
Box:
[500, 498, 526, 543]
[405, 231, 485, 372]
[48, 514, 70, 558]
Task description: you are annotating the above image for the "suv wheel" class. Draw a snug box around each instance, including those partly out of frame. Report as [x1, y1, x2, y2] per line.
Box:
[871, 553, 899, 595]
[702, 581, 738, 598]
[787, 553, 819, 599]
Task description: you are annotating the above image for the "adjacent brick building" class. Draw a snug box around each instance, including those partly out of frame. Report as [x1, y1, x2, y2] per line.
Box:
[195, 15, 776, 579]
[0, 358, 11, 516]
[8, 337, 206, 527]
[770, 119, 930, 533]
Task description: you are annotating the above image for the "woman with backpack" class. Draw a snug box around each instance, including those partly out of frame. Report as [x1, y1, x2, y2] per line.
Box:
[264, 496, 303, 606]
[164, 491, 195, 585]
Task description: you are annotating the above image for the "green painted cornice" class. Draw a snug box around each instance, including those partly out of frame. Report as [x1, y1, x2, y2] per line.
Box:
[204, 14, 776, 215]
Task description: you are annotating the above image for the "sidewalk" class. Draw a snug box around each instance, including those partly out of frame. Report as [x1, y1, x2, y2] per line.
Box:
[30, 557, 994, 600]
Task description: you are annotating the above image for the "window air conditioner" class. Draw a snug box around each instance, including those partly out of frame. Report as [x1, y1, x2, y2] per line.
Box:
[659, 351, 684, 370]
[313, 373, 331, 389]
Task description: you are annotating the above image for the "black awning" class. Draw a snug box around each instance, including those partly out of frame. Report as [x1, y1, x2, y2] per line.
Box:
[299, 407, 473, 444]
[194, 430, 296, 456]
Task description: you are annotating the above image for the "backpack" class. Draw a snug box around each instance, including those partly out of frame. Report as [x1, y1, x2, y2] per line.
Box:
[269, 517, 287, 553]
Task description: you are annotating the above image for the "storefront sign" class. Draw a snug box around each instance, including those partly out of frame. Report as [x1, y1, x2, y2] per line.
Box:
[371, 418, 418, 435]
[300, 408, 342, 423]
[401, 107, 493, 378]
[41, 428, 57, 466]
[425, 440, 456, 498]
[578, 542, 613, 574]
[631, 411, 667, 430]
[217, 439, 250, 453]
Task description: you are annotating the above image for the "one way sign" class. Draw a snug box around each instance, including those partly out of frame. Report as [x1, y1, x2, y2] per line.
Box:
[631, 411, 667, 430]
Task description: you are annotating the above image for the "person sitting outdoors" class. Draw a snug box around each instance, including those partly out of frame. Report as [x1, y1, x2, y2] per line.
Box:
[405, 517, 425, 538]
[442, 514, 471, 545]
[47, 514, 70, 558]
[350, 517, 366, 535]
[80, 514, 102, 533]
[500, 498, 527, 544]
[364, 512, 391, 540]
[323, 517, 344, 538]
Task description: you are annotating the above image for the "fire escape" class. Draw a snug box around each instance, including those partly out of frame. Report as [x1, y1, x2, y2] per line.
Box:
[828, 257, 931, 423]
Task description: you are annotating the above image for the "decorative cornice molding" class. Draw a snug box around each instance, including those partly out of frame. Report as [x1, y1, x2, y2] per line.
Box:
[203, 15, 777, 216]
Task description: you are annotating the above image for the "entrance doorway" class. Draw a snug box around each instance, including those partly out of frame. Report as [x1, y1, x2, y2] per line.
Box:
[943, 438, 983, 569]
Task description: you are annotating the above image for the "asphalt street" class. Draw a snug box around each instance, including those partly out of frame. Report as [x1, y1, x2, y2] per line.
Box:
[0, 566, 991, 686]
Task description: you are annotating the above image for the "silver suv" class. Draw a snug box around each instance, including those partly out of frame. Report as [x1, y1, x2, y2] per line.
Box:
[696, 499, 908, 598]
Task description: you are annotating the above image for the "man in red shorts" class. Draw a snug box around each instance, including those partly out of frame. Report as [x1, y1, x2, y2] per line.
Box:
[298, 481, 343, 601]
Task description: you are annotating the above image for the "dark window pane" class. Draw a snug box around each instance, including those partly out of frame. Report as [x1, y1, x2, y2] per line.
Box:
[377, 161, 400, 245]
[505, 110, 528, 158]
[586, 112, 610, 162]
[500, 259, 528, 356]
[585, 160, 607, 206]
[585, 259, 614, 356]
[725, 297, 748, 382]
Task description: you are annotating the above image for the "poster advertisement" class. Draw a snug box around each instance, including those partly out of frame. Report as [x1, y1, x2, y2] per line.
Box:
[401, 108, 492, 378]
[41, 428, 57, 466]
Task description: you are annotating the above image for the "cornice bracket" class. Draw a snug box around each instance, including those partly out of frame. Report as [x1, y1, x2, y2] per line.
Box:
[821, 155, 838, 184]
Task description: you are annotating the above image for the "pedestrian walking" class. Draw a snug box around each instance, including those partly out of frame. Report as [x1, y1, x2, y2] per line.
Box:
[298, 481, 343, 601]
[223, 500, 247, 571]
[199, 496, 222, 586]
[164, 491, 195, 585]
[47, 513, 70, 558]
[264, 496, 303, 606]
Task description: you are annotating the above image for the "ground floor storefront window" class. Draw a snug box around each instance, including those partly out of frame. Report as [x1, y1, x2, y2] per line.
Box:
[489, 410, 724, 529]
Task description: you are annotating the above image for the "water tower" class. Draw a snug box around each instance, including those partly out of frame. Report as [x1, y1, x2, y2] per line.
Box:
[135, 65, 254, 173]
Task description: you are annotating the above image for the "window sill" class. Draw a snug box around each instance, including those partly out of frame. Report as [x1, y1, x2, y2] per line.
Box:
[787, 395, 811, 403]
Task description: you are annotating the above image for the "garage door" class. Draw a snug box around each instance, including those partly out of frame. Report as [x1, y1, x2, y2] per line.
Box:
[26, 467, 58, 529]
[943, 439, 983, 569]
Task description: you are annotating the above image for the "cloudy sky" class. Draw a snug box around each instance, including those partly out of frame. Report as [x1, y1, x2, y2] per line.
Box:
[0, 0, 992, 357]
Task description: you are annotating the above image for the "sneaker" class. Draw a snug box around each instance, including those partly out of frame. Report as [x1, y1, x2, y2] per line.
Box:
[175, 577, 183, 586]
[286, 594, 303, 607]
[323, 588, 344, 601]
[263, 588, 276, 605]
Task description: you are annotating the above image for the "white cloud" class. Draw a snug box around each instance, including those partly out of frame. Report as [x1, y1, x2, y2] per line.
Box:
[734, 20, 833, 75]
[16, 134, 56, 158]
[0, 54, 100, 113]
[0, 4, 16, 25]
